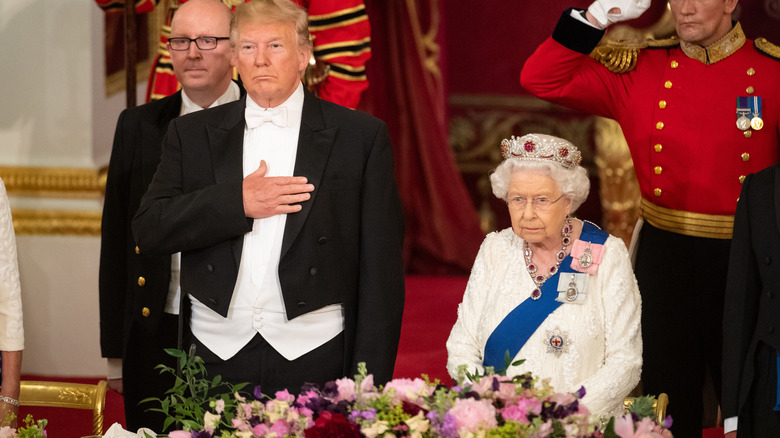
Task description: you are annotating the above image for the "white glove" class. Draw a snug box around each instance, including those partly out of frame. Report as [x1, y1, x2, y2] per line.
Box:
[587, 0, 651, 29]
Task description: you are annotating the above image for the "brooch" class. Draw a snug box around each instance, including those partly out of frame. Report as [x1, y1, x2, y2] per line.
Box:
[545, 327, 571, 356]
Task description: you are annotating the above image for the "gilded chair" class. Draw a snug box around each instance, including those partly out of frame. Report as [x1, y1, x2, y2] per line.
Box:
[19, 380, 108, 436]
[624, 393, 670, 425]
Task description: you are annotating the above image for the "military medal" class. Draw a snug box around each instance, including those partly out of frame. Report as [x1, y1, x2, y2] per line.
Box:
[750, 96, 763, 131]
[736, 97, 751, 131]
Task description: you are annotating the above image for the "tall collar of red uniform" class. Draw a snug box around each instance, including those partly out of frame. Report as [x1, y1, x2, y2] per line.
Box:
[680, 22, 746, 65]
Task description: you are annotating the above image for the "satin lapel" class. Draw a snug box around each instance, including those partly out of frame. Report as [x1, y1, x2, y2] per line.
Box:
[207, 98, 247, 266]
[774, 165, 780, 234]
[281, 92, 337, 258]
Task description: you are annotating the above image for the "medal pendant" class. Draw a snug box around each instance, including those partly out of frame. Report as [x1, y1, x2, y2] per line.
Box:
[565, 274, 579, 302]
[736, 115, 751, 131]
[751, 117, 764, 131]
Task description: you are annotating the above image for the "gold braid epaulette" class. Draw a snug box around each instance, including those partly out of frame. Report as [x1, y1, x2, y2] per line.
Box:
[755, 38, 780, 61]
[590, 35, 680, 73]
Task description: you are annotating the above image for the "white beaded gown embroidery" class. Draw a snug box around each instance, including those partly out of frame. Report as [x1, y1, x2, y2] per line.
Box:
[446, 227, 642, 418]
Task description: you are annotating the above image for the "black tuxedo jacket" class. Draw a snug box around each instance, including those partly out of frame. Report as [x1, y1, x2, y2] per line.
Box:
[99, 92, 182, 359]
[723, 163, 780, 420]
[132, 90, 405, 382]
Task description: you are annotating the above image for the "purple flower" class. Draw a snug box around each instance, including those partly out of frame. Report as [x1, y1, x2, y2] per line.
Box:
[322, 381, 339, 398]
[190, 431, 212, 438]
[576, 386, 586, 399]
[253, 385, 264, 400]
[663, 415, 673, 429]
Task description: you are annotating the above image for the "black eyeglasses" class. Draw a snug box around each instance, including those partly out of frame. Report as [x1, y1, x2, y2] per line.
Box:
[168, 36, 229, 51]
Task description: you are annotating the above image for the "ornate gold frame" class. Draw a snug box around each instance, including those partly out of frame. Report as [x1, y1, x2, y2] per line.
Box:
[1, 166, 105, 236]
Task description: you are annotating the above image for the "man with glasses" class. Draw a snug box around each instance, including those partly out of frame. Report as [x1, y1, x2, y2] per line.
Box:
[99, 0, 240, 431]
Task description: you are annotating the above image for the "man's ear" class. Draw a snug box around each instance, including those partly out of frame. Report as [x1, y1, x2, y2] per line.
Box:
[724, 0, 738, 14]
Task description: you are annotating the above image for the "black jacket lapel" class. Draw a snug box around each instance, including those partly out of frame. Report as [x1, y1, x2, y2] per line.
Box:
[281, 91, 337, 258]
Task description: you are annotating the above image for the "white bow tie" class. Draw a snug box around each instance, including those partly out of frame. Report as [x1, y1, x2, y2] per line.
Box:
[245, 106, 287, 129]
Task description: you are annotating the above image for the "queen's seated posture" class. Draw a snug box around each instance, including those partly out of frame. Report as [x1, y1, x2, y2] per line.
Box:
[446, 133, 642, 418]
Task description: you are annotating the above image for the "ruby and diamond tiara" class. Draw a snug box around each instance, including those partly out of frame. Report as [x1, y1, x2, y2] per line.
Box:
[500, 134, 582, 169]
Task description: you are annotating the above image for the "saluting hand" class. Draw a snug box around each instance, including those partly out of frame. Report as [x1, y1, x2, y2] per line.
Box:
[242, 160, 314, 219]
[586, 0, 651, 29]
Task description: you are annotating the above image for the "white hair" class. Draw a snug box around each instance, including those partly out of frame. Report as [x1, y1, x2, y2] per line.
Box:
[489, 159, 590, 213]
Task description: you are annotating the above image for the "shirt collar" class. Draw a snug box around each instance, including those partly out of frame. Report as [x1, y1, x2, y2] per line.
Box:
[680, 22, 746, 65]
[180, 81, 241, 116]
[245, 81, 304, 129]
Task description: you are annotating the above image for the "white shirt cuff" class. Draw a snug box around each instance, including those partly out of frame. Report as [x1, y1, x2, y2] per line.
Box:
[107, 358, 122, 380]
[724, 416, 738, 434]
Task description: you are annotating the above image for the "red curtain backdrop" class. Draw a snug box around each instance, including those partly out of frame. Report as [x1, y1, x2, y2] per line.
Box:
[361, 0, 484, 274]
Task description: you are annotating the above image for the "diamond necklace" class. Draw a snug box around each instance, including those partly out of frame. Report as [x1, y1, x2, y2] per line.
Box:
[524, 216, 572, 300]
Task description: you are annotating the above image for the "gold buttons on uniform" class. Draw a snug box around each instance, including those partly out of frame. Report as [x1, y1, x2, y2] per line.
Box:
[747, 86, 755, 94]
[658, 100, 667, 109]
[739, 175, 746, 184]
[142, 307, 150, 317]
[137, 276, 146, 287]
[664, 81, 673, 89]
[745, 130, 753, 138]
[654, 144, 663, 152]
[654, 188, 662, 197]
[135, 246, 140, 254]
[742, 153, 750, 162]
[747, 68, 756, 76]
[656, 121, 664, 130]
[671, 60, 679, 68]
[654, 166, 663, 175]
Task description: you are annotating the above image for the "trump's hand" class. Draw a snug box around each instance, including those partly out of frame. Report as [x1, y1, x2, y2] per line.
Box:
[586, 0, 651, 29]
[242, 160, 314, 219]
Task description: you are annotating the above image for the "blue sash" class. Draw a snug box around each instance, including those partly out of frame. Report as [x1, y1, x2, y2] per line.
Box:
[483, 222, 607, 372]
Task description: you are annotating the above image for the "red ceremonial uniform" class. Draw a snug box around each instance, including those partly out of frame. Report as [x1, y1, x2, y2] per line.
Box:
[522, 10, 780, 437]
[521, 13, 780, 239]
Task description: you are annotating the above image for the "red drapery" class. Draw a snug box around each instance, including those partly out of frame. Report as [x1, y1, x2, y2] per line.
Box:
[361, 0, 483, 274]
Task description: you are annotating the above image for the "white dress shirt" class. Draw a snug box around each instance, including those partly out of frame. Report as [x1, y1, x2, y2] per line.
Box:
[190, 82, 344, 361]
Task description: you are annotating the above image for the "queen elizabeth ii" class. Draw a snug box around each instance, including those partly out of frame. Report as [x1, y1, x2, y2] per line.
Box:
[446, 133, 642, 418]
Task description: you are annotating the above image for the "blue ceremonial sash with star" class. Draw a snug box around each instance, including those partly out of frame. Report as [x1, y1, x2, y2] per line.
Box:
[483, 222, 608, 372]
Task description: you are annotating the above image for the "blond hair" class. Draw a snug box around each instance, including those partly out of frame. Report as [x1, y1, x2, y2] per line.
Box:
[230, 0, 312, 51]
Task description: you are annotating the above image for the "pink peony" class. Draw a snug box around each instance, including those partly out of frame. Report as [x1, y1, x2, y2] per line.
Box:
[232, 417, 251, 431]
[252, 423, 271, 436]
[448, 398, 498, 433]
[502, 397, 542, 424]
[271, 418, 292, 436]
[383, 378, 431, 405]
[274, 389, 295, 403]
[168, 432, 190, 438]
[334, 377, 357, 402]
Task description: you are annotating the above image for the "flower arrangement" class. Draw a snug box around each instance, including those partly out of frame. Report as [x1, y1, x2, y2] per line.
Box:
[0, 414, 48, 438]
[148, 349, 673, 438]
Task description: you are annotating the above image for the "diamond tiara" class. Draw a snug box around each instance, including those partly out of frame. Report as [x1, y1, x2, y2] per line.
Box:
[500, 134, 582, 169]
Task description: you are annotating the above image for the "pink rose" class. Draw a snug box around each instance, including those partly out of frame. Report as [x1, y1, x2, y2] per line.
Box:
[448, 398, 497, 433]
